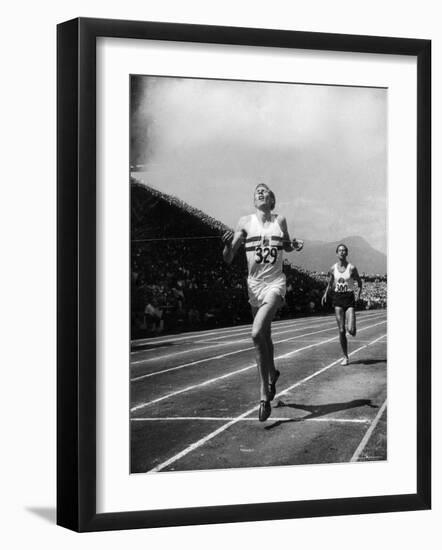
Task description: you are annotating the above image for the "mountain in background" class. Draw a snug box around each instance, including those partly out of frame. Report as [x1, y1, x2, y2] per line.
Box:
[287, 235, 387, 275]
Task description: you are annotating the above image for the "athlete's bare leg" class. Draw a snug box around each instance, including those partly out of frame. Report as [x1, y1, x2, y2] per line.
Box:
[251, 292, 282, 402]
[346, 307, 356, 336]
[334, 306, 349, 363]
[266, 325, 276, 378]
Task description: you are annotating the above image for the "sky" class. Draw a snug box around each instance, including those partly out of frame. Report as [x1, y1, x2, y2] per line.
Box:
[130, 76, 387, 253]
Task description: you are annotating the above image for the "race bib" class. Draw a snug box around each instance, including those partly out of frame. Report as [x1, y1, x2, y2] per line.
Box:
[255, 245, 278, 265]
[336, 278, 348, 293]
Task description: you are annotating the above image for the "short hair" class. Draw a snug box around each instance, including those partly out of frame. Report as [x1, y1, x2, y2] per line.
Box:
[336, 243, 349, 254]
[255, 183, 276, 210]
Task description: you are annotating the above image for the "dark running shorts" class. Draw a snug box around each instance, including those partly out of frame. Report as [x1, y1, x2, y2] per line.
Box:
[332, 292, 355, 310]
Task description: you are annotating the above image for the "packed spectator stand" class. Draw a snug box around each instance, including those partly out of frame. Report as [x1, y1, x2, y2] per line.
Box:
[131, 179, 387, 338]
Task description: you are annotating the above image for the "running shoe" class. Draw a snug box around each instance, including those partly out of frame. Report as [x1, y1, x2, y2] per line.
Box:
[259, 400, 271, 422]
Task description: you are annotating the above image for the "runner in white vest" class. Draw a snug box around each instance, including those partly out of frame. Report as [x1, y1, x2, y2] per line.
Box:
[321, 244, 363, 365]
[222, 183, 304, 421]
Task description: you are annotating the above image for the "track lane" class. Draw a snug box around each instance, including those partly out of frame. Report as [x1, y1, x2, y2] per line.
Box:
[130, 319, 387, 472]
[130, 315, 386, 411]
[130, 311, 385, 383]
[130, 311, 383, 365]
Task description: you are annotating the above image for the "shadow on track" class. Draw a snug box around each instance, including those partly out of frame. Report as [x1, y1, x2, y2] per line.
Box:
[264, 398, 378, 430]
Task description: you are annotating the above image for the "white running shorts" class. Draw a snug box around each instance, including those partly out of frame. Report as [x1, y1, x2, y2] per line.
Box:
[247, 275, 286, 308]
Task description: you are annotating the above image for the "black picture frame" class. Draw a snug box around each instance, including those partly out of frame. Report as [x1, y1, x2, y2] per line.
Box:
[57, 17, 431, 532]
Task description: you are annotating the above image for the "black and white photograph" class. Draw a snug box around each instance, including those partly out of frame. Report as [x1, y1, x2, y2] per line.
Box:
[0, 0, 436, 542]
[129, 75, 388, 474]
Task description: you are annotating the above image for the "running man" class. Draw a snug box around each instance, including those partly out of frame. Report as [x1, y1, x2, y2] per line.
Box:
[321, 244, 363, 365]
[222, 183, 304, 421]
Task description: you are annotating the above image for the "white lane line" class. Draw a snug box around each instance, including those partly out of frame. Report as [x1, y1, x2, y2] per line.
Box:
[148, 331, 386, 472]
[188, 312, 383, 348]
[130, 317, 360, 366]
[197, 339, 245, 344]
[130, 316, 315, 350]
[275, 333, 386, 387]
[131, 340, 248, 365]
[130, 315, 386, 381]
[130, 321, 330, 364]
[131, 363, 253, 411]
[130, 326, 252, 352]
[130, 316, 338, 357]
[350, 398, 387, 462]
[190, 314, 359, 344]
[132, 323, 252, 345]
[299, 417, 371, 424]
[132, 416, 371, 423]
[131, 320, 386, 410]
[131, 311, 383, 351]
[192, 321, 324, 345]
[131, 325, 336, 378]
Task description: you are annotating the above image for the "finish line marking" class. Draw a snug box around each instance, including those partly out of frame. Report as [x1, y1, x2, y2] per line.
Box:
[132, 416, 371, 424]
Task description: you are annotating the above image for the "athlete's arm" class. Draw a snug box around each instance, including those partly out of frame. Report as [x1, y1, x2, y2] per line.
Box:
[222, 217, 246, 264]
[278, 215, 304, 252]
[352, 266, 363, 301]
[321, 268, 334, 306]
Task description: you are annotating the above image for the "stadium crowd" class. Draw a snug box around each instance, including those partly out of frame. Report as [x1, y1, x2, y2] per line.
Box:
[359, 278, 387, 309]
[131, 239, 248, 337]
[131, 181, 387, 338]
[132, 240, 336, 338]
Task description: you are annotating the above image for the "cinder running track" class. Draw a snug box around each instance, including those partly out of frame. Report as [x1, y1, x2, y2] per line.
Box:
[130, 310, 387, 473]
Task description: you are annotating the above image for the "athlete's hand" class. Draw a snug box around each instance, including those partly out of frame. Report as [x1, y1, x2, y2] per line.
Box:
[321, 293, 327, 307]
[222, 230, 234, 246]
[293, 239, 304, 251]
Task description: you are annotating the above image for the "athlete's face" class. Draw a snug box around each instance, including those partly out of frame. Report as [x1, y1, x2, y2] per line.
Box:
[337, 246, 348, 260]
[254, 185, 272, 209]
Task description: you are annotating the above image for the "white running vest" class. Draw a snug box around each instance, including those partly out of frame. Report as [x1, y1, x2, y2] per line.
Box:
[333, 262, 355, 293]
[244, 214, 284, 281]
